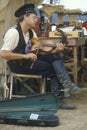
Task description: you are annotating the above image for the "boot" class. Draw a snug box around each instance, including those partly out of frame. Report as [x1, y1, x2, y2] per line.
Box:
[51, 77, 64, 106]
[52, 60, 87, 97]
[50, 77, 77, 110]
[69, 84, 87, 95]
[59, 99, 77, 110]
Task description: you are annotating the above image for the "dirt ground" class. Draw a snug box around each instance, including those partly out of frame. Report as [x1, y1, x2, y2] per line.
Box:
[0, 88, 87, 130]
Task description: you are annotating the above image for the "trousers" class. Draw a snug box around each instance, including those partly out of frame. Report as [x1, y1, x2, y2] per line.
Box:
[7, 53, 73, 98]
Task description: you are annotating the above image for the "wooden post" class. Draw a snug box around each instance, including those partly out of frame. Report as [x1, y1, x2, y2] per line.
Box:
[56, 13, 64, 25]
[50, 0, 53, 4]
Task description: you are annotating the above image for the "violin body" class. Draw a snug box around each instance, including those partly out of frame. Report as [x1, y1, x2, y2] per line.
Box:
[31, 38, 58, 54]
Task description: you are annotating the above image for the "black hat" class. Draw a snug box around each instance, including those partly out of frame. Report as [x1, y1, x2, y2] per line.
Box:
[14, 3, 37, 17]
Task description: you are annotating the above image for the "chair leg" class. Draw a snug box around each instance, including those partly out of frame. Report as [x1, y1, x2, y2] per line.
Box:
[9, 74, 46, 99]
[9, 74, 13, 99]
[40, 77, 46, 93]
[18, 78, 35, 93]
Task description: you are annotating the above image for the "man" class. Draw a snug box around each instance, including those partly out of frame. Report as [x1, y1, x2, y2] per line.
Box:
[0, 3, 86, 109]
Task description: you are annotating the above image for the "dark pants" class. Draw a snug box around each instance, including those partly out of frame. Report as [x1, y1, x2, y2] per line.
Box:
[7, 53, 67, 101]
[8, 53, 63, 77]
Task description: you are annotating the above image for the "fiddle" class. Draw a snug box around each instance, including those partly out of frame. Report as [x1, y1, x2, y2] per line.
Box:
[30, 27, 68, 55]
[30, 38, 60, 69]
[30, 38, 64, 55]
[30, 37, 68, 69]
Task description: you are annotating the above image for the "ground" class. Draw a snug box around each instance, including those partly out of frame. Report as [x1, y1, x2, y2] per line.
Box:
[0, 89, 87, 130]
[58, 91, 87, 130]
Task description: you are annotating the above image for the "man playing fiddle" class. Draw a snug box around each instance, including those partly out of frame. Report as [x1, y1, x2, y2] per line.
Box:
[0, 3, 86, 109]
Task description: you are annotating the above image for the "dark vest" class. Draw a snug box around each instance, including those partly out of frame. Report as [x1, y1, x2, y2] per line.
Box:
[13, 23, 33, 54]
[7, 23, 33, 72]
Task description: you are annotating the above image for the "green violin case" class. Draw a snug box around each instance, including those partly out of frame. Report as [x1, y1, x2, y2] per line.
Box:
[0, 93, 59, 126]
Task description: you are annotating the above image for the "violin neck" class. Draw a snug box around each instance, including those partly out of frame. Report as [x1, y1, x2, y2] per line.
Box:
[41, 43, 57, 48]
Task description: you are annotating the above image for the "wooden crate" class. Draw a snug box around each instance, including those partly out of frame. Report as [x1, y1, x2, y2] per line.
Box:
[49, 31, 80, 38]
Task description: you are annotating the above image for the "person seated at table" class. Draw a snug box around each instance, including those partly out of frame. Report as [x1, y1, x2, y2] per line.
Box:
[0, 3, 86, 109]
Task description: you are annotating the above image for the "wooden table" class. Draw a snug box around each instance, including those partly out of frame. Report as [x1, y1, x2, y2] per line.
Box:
[65, 37, 85, 85]
[40, 37, 85, 86]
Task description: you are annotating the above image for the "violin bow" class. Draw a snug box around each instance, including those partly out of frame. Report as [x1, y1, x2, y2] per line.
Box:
[30, 44, 41, 69]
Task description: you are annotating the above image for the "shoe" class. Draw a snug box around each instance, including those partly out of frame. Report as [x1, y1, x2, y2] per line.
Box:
[64, 92, 71, 98]
[64, 89, 71, 97]
[59, 99, 77, 110]
[62, 88, 71, 97]
[70, 86, 87, 95]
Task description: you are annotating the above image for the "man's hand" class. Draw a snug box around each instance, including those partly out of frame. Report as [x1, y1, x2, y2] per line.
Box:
[23, 53, 37, 61]
[0, 50, 37, 61]
[52, 43, 64, 53]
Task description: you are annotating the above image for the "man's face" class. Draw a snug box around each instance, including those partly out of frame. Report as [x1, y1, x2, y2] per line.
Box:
[25, 13, 38, 27]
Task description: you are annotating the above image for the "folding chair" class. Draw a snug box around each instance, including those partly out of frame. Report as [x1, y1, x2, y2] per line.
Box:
[5, 61, 46, 99]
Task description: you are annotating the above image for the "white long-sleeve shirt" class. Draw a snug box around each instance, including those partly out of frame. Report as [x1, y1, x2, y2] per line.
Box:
[1, 27, 37, 51]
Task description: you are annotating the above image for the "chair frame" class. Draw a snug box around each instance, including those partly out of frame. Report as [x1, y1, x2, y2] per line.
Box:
[9, 72, 46, 99]
[4, 61, 46, 99]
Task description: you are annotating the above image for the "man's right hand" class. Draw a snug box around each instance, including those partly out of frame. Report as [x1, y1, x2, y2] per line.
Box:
[23, 53, 37, 61]
[0, 50, 37, 61]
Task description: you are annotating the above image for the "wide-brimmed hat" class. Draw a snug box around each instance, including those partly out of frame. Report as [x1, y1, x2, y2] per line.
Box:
[14, 3, 38, 17]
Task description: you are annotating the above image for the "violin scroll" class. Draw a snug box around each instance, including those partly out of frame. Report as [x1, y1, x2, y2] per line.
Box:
[30, 38, 41, 52]
[31, 38, 40, 44]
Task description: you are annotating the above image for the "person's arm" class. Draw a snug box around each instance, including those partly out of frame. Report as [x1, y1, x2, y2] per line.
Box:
[52, 43, 65, 53]
[0, 28, 37, 61]
[0, 50, 37, 61]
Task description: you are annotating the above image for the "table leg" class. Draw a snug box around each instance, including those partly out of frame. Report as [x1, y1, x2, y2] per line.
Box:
[73, 47, 78, 85]
[81, 45, 85, 87]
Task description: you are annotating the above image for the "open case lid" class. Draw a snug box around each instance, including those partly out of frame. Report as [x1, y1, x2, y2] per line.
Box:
[0, 93, 59, 116]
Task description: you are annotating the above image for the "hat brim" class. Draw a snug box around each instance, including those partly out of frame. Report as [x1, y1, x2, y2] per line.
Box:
[14, 3, 37, 17]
